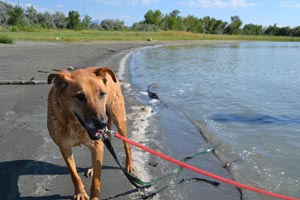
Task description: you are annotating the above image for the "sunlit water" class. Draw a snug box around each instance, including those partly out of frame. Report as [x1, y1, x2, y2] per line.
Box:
[128, 42, 300, 199]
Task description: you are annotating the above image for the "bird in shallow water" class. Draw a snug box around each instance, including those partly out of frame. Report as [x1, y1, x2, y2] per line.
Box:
[147, 83, 160, 101]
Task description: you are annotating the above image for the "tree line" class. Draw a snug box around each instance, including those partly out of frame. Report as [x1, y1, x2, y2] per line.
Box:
[1, 1, 300, 37]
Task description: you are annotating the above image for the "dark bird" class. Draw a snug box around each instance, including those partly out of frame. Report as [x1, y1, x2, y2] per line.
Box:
[147, 83, 160, 100]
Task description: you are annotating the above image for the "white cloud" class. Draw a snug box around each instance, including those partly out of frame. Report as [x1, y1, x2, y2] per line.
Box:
[79, 0, 122, 6]
[127, 0, 159, 5]
[140, 0, 160, 4]
[120, 14, 131, 19]
[56, 4, 65, 9]
[25, 3, 33, 8]
[180, 0, 256, 9]
[81, 0, 159, 6]
[22, 3, 52, 13]
[6, 0, 17, 6]
[280, 0, 300, 8]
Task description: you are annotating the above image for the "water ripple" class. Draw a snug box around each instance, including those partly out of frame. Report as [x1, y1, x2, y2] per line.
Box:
[211, 113, 300, 125]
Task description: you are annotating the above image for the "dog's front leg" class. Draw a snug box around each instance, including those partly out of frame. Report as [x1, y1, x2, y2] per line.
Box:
[114, 118, 134, 173]
[90, 140, 104, 200]
[109, 103, 134, 173]
[59, 146, 89, 200]
[120, 126, 134, 172]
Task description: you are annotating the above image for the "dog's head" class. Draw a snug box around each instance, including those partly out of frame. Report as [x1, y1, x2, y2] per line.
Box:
[48, 67, 117, 140]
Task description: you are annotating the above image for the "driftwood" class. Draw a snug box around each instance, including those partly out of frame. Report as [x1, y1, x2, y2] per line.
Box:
[0, 80, 47, 85]
[0, 67, 74, 85]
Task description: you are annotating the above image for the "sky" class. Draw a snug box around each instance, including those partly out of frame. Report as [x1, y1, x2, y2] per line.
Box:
[6, 0, 300, 27]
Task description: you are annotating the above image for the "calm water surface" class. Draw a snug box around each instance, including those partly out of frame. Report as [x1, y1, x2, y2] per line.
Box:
[129, 42, 300, 199]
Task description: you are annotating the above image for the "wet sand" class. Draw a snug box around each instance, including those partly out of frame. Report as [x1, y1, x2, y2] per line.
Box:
[0, 41, 241, 199]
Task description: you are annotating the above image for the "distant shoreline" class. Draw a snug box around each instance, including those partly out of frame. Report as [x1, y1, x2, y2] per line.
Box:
[1, 30, 300, 43]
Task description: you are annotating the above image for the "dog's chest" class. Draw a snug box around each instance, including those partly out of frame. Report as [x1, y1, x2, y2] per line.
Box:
[49, 117, 92, 147]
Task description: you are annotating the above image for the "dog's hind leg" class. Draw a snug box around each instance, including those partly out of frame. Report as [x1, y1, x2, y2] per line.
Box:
[59, 146, 89, 200]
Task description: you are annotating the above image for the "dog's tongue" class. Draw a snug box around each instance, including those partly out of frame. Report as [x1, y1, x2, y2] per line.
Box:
[94, 130, 102, 138]
[92, 129, 105, 140]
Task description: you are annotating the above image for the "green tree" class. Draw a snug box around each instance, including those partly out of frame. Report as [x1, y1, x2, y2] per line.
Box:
[243, 23, 263, 35]
[170, 10, 180, 18]
[226, 15, 242, 34]
[202, 16, 211, 33]
[53, 12, 66, 29]
[169, 10, 184, 30]
[144, 9, 162, 26]
[159, 14, 170, 30]
[81, 15, 92, 29]
[90, 22, 100, 30]
[7, 5, 25, 26]
[276, 26, 291, 36]
[213, 20, 228, 34]
[264, 24, 278, 36]
[100, 19, 125, 30]
[66, 10, 81, 30]
[207, 17, 216, 33]
[24, 5, 38, 24]
[0, 1, 12, 25]
[37, 11, 55, 28]
[183, 15, 202, 32]
[291, 26, 300, 36]
[160, 10, 184, 31]
[202, 17, 227, 34]
[132, 22, 157, 31]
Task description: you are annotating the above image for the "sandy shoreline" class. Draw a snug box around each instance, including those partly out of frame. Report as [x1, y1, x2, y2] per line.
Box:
[0, 41, 241, 199]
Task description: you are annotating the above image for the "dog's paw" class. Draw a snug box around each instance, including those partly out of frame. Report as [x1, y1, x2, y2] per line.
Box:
[85, 167, 93, 178]
[74, 192, 89, 200]
[126, 163, 134, 173]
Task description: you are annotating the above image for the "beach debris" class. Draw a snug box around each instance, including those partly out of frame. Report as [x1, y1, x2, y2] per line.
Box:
[67, 66, 74, 71]
[0, 66, 76, 85]
[0, 79, 47, 85]
[223, 158, 243, 168]
[38, 70, 49, 73]
[147, 83, 160, 101]
[148, 161, 158, 167]
[106, 48, 116, 52]
[52, 66, 75, 72]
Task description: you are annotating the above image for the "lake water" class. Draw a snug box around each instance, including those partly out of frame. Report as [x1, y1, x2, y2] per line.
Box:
[127, 41, 300, 199]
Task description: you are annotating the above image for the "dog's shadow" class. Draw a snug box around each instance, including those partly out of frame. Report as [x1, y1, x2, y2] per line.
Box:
[0, 159, 119, 200]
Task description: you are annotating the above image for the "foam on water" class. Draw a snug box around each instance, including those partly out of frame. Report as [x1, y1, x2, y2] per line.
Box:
[126, 105, 153, 181]
[118, 48, 157, 184]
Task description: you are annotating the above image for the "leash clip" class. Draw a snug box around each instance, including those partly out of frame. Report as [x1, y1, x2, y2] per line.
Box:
[103, 127, 115, 138]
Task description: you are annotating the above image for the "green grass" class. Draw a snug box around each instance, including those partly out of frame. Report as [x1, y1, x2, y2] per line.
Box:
[1, 29, 300, 42]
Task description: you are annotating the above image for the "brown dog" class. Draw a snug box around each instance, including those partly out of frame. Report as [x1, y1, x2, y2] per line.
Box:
[47, 66, 134, 200]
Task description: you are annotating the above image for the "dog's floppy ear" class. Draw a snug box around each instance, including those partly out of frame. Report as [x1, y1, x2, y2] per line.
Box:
[48, 71, 72, 89]
[94, 67, 117, 83]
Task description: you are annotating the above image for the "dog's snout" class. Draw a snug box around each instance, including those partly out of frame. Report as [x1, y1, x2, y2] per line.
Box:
[92, 115, 107, 130]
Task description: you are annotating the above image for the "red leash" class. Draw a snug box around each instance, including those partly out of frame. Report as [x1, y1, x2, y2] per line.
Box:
[113, 132, 298, 200]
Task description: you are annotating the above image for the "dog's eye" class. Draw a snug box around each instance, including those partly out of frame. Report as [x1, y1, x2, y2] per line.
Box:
[99, 92, 106, 99]
[74, 93, 86, 103]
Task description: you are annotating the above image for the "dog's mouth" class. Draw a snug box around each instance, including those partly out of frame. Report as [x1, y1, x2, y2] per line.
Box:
[73, 112, 104, 140]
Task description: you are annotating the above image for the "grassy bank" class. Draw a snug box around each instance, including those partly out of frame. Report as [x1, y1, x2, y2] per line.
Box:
[2, 29, 300, 42]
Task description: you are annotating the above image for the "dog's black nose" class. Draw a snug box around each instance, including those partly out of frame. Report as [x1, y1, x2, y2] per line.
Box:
[92, 116, 107, 130]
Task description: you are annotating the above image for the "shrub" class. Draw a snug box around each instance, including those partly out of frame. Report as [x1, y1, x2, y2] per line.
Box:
[0, 35, 14, 44]
[10, 26, 20, 32]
